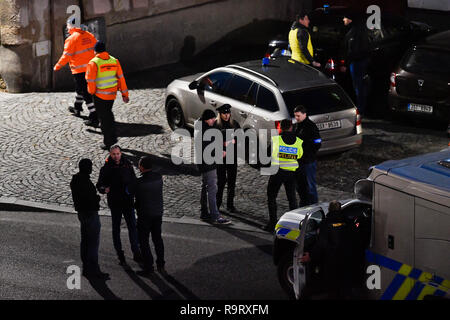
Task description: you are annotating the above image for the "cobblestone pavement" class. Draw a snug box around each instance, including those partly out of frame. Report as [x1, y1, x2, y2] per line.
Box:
[0, 90, 448, 227]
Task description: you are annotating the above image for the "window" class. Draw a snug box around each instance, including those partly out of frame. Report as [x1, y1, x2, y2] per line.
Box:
[256, 86, 279, 112]
[223, 75, 253, 103]
[282, 85, 353, 116]
[201, 71, 233, 94]
[401, 48, 450, 75]
[246, 83, 258, 106]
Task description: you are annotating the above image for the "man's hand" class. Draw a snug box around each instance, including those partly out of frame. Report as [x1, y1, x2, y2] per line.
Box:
[105, 187, 110, 194]
[122, 96, 129, 103]
[223, 151, 226, 158]
[312, 61, 321, 68]
[53, 65, 60, 72]
[300, 252, 311, 263]
[340, 66, 347, 73]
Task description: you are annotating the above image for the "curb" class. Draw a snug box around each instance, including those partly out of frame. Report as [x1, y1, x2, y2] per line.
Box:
[0, 197, 268, 234]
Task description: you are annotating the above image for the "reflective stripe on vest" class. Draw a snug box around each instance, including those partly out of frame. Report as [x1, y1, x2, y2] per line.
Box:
[91, 56, 119, 90]
[288, 28, 313, 65]
[271, 136, 303, 171]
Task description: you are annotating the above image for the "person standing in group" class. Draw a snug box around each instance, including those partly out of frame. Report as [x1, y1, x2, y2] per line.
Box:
[195, 109, 231, 225]
[289, 10, 321, 67]
[70, 158, 109, 280]
[54, 18, 99, 127]
[86, 41, 129, 150]
[340, 12, 370, 116]
[134, 156, 166, 276]
[215, 104, 241, 213]
[264, 119, 303, 232]
[293, 105, 321, 207]
[96, 145, 142, 265]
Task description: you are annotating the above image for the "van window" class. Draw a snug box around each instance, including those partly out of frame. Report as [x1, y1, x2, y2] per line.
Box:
[223, 75, 253, 103]
[201, 71, 233, 95]
[401, 48, 450, 75]
[257, 86, 279, 112]
[282, 85, 353, 116]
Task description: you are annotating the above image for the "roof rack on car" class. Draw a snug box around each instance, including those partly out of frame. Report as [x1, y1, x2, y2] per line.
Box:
[226, 65, 278, 87]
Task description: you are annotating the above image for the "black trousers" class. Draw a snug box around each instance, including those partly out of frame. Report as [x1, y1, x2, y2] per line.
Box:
[137, 216, 165, 271]
[73, 73, 93, 110]
[216, 163, 237, 209]
[93, 95, 117, 146]
[77, 211, 101, 274]
[267, 169, 297, 226]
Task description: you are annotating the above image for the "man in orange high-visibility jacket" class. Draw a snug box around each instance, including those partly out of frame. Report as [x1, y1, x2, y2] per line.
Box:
[54, 18, 99, 127]
[86, 41, 130, 150]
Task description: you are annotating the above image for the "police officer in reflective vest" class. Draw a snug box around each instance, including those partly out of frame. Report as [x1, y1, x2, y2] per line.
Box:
[54, 18, 99, 127]
[264, 119, 303, 232]
[288, 10, 321, 67]
[86, 41, 129, 150]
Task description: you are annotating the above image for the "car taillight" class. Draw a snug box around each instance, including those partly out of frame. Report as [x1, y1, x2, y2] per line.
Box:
[275, 121, 282, 134]
[325, 58, 336, 72]
[356, 109, 362, 134]
[390, 72, 397, 87]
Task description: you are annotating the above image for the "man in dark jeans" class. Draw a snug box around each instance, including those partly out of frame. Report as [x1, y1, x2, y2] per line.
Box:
[70, 158, 109, 279]
[294, 105, 321, 207]
[97, 145, 142, 265]
[341, 13, 370, 116]
[135, 156, 165, 276]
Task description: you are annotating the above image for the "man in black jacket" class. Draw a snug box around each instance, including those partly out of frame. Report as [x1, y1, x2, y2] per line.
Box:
[96, 145, 141, 265]
[341, 12, 370, 116]
[301, 201, 353, 299]
[194, 109, 230, 225]
[135, 156, 165, 276]
[70, 158, 109, 279]
[294, 105, 321, 207]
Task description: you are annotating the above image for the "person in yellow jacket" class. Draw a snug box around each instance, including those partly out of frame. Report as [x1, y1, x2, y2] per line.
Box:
[86, 41, 129, 150]
[288, 10, 321, 67]
[264, 119, 303, 232]
[54, 18, 99, 127]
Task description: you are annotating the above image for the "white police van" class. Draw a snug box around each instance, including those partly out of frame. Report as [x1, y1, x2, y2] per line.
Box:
[273, 149, 450, 299]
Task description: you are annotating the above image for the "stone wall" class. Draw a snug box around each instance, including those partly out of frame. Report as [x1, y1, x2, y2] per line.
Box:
[0, 0, 307, 92]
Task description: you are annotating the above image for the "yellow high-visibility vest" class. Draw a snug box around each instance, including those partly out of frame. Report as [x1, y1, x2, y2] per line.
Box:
[271, 135, 303, 171]
[288, 28, 314, 65]
[91, 56, 118, 89]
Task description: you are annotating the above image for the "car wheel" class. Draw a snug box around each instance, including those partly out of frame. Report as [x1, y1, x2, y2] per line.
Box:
[277, 250, 296, 299]
[167, 98, 186, 131]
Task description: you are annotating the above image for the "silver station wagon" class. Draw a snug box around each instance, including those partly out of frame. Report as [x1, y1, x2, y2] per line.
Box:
[165, 57, 362, 154]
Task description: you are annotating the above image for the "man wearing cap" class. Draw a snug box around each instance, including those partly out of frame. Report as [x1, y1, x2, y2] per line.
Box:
[194, 109, 231, 225]
[54, 18, 99, 127]
[86, 41, 129, 150]
[341, 13, 370, 116]
[215, 104, 241, 213]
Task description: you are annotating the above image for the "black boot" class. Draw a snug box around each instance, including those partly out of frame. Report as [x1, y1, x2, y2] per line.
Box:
[117, 250, 126, 266]
[84, 112, 99, 127]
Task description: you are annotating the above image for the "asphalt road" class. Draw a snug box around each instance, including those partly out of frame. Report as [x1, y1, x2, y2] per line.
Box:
[0, 210, 285, 300]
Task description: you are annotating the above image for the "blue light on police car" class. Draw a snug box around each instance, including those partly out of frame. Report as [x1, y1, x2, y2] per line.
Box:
[323, 4, 330, 13]
[262, 57, 270, 66]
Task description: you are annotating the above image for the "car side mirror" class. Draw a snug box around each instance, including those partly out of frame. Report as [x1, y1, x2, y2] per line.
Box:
[188, 80, 199, 90]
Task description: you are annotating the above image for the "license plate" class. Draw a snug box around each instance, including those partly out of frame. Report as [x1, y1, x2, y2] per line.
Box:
[407, 103, 433, 113]
[317, 120, 341, 131]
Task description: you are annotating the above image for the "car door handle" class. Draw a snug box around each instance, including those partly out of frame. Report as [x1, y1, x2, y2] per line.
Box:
[210, 101, 217, 107]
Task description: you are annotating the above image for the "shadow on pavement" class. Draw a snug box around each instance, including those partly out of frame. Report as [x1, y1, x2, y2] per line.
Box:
[122, 148, 200, 177]
[122, 267, 164, 300]
[87, 277, 122, 300]
[116, 122, 164, 138]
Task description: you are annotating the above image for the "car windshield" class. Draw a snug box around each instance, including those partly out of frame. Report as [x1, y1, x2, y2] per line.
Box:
[282, 85, 354, 116]
[401, 48, 450, 75]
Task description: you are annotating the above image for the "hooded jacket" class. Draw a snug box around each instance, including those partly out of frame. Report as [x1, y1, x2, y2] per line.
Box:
[96, 156, 137, 208]
[55, 28, 96, 74]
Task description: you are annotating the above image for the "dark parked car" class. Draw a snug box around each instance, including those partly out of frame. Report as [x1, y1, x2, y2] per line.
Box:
[388, 30, 450, 131]
[266, 6, 435, 115]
